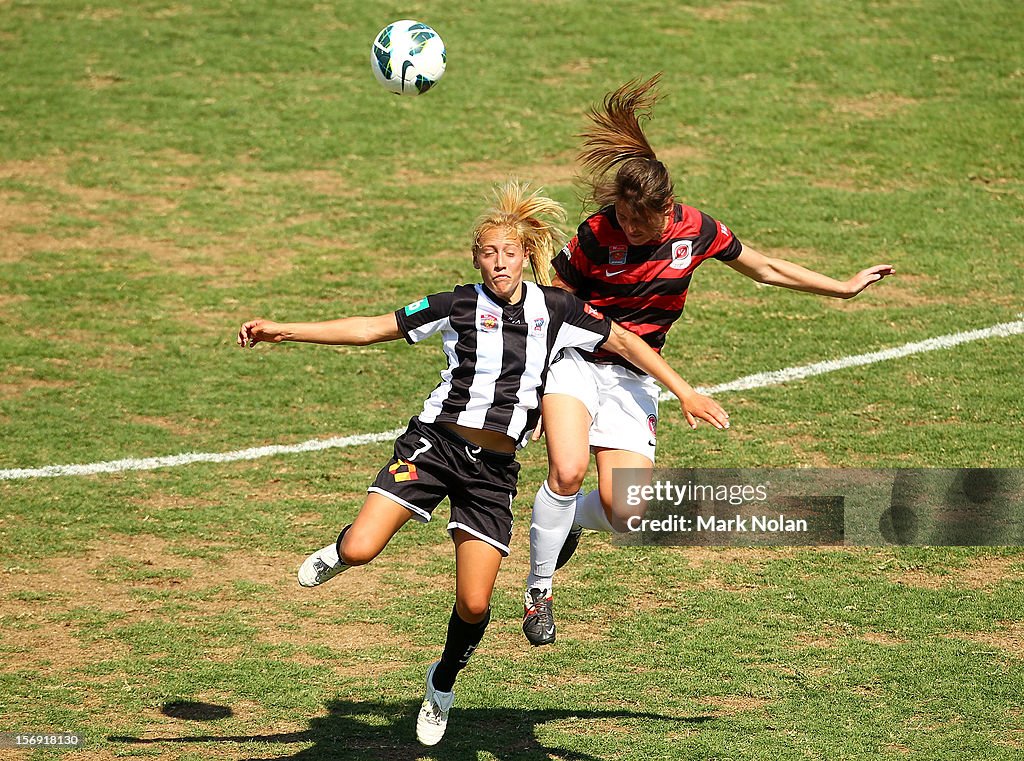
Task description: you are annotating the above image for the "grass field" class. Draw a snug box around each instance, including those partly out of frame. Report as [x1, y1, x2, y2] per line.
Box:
[1, 1, 1023, 759]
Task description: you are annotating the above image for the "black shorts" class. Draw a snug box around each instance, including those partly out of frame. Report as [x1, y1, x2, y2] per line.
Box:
[368, 417, 520, 556]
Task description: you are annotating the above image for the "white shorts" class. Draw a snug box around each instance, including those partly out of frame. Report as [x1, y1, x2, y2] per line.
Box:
[544, 348, 660, 462]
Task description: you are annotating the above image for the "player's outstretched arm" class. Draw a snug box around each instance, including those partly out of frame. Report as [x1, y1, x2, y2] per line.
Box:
[725, 245, 894, 299]
[238, 313, 402, 348]
[602, 323, 729, 430]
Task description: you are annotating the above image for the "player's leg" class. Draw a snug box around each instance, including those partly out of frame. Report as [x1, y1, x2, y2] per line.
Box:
[524, 352, 600, 646]
[522, 393, 591, 646]
[300, 419, 447, 588]
[592, 447, 654, 532]
[528, 393, 592, 579]
[297, 492, 415, 587]
[576, 367, 659, 533]
[417, 530, 503, 746]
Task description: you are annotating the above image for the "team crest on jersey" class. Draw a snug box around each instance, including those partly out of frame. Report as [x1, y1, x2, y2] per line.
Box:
[389, 459, 418, 482]
[609, 245, 628, 265]
[532, 317, 546, 334]
[478, 312, 500, 332]
[670, 240, 693, 270]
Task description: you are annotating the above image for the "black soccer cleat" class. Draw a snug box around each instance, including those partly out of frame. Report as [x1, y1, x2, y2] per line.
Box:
[523, 587, 556, 646]
[554, 524, 583, 570]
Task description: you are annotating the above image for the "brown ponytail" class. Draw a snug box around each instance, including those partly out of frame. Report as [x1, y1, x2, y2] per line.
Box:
[578, 73, 674, 220]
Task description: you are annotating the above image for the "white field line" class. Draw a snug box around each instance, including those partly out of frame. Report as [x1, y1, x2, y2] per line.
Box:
[3, 318, 1023, 481]
[0, 428, 405, 481]
[663, 317, 1024, 400]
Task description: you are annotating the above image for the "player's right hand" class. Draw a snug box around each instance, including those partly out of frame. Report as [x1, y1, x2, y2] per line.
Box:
[680, 393, 730, 430]
[237, 319, 283, 348]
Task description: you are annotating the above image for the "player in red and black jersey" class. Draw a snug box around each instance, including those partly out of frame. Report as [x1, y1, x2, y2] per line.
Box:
[238, 181, 727, 746]
[553, 199, 742, 372]
[523, 74, 895, 646]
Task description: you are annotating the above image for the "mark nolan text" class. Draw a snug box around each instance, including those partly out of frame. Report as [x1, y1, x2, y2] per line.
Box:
[700, 514, 808, 532]
[626, 513, 809, 533]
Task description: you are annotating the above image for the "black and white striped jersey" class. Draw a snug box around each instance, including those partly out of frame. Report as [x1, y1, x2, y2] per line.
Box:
[395, 282, 611, 446]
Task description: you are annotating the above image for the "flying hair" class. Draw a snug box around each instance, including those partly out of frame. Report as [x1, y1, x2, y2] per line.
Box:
[472, 179, 566, 287]
[577, 73, 674, 219]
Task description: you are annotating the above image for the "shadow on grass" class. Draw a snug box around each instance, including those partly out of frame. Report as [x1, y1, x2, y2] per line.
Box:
[111, 698, 715, 760]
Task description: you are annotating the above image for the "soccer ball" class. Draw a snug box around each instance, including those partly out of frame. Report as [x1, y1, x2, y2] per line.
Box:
[370, 20, 446, 96]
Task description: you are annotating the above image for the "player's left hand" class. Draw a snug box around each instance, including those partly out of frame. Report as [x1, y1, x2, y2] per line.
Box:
[843, 264, 895, 298]
[680, 392, 730, 430]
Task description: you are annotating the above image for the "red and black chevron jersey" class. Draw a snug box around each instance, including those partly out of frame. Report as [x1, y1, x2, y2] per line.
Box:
[395, 282, 611, 446]
[552, 203, 742, 370]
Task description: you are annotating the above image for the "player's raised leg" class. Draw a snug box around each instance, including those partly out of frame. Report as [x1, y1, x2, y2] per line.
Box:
[298, 492, 414, 587]
[591, 446, 654, 532]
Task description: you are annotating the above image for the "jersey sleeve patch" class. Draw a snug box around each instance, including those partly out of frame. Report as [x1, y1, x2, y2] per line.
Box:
[404, 297, 430, 316]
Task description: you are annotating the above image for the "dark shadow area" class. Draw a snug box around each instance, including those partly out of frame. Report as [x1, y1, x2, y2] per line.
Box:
[111, 697, 716, 760]
[160, 700, 234, 721]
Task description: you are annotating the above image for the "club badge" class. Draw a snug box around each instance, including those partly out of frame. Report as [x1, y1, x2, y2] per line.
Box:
[670, 240, 693, 270]
[479, 312, 500, 332]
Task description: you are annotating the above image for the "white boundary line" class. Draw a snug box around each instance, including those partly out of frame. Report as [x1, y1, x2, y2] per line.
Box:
[4, 318, 1023, 481]
[662, 317, 1024, 400]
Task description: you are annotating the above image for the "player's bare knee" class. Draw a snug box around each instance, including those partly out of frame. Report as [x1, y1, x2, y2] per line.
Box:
[338, 534, 379, 566]
[547, 462, 588, 496]
[455, 595, 490, 623]
[607, 495, 648, 534]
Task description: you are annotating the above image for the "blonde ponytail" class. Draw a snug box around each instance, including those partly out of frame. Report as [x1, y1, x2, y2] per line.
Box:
[472, 179, 565, 287]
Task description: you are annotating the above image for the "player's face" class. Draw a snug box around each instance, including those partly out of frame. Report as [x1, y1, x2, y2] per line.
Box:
[475, 227, 526, 301]
[615, 201, 672, 245]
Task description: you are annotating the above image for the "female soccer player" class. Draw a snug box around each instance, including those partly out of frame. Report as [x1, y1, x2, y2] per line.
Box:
[523, 74, 895, 646]
[237, 180, 728, 746]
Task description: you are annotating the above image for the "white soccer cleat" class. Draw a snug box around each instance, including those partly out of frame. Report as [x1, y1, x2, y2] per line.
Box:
[297, 542, 348, 588]
[416, 661, 454, 746]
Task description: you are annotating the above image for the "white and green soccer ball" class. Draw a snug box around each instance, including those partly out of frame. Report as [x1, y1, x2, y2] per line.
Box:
[370, 20, 446, 96]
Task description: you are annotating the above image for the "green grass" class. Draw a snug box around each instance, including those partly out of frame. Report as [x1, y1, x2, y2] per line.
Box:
[1, 1, 1023, 759]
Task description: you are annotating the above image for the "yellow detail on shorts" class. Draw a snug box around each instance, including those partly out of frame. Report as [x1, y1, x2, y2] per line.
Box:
[389, 460, 419, 482]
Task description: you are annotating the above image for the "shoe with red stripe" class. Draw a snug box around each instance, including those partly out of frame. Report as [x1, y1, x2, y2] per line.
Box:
[522, 587, 556, 646]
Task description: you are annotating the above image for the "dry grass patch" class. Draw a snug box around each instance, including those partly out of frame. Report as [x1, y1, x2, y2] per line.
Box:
[859, 631, 906, 646]
[947, 621, 1024, 659]
[893, 555, 1022, 591]
[794, 633, 836, 649]
[831, 93, 919, 120]
[396, 156, 578, 191]
[682, 1, 769, 23]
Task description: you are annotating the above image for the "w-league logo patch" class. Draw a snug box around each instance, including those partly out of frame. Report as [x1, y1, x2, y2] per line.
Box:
[609, 245, 628, 265]
[532, 317, 546, 335]
[389, 459, 418, 482]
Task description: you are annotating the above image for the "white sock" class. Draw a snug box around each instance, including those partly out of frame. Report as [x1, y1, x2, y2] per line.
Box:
[574, 489, 615, 532]
[526, 481, 578, 596]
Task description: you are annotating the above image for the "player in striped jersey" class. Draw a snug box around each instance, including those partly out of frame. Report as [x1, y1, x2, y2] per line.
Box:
[237, 180, 728, 746]
[523, 74, 895, 646]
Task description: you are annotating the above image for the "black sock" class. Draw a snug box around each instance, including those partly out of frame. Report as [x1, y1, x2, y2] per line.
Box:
[334, 524, 351, 563]
[431, 605, 490, 693]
